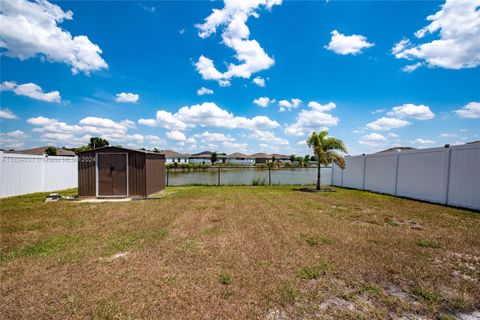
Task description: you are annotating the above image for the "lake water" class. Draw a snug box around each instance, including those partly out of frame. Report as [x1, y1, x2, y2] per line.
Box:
[166, 167, 332, 186]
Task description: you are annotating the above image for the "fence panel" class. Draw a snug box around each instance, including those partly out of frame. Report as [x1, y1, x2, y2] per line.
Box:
[0, 153, 78, 198]
[396, 147, 449, 204]
[364, 153, 398, 195]
[270, 167, 331, 186]
[331, 144, 480, 210]
[447, 144, 480, 210]
[43, 156, 79, 192]
[332, 163, 343, 186]
[342, 156, 365, 189]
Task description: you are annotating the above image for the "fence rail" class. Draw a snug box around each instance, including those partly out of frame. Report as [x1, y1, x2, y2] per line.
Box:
[332, 143, 480, 210]
[0, 152, 78, 198]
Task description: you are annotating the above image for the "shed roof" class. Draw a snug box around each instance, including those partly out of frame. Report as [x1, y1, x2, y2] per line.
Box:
[78, 146, 164, 157]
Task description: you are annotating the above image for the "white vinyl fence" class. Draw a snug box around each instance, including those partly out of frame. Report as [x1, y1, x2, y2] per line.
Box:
[0, 152, 78, 198]
[332, 143, 480, 210]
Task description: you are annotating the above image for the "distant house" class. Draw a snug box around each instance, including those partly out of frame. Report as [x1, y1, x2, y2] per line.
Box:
[251, 153, 272, 164]
[189, 151, 226, 165]
[226, 153, 255, 165]
[272, 154, 290, 163]
[160, 149, 189, 164]
[376, 147, 416, 153]
[4, 146, 76, 157]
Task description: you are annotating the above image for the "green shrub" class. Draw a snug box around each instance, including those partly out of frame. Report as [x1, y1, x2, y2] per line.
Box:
[252, 177, 266, 186]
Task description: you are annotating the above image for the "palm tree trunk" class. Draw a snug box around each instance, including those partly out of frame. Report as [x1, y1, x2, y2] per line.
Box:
[316, 163, 321, 190]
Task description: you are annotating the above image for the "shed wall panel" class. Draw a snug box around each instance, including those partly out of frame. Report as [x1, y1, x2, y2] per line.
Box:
[146, 155, 166, 195]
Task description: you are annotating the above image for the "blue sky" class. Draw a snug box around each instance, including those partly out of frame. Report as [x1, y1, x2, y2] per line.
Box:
[1, 0, 479, 156]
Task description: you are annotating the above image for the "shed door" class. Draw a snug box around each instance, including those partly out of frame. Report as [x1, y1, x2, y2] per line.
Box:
[98, 154, 127, 196]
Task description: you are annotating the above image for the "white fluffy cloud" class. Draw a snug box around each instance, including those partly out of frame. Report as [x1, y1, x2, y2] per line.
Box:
[387, 104, 435, 120]
[1, 81, 60, 102]
[197, 87, 214, 96]
[252, 76, 266, 87]
[392, 0, 480, 70]
[285, 101, 339, 136]
[139, 110, 188, 130]
[253, 96, 275, 107]
[194, 131, 235, 143]
[0, 0, 107, 74]
[325, 30, 374, 55]
[225, 142, 248, 152]
[0, 108, 18, 119]
[115, 92, 139, 103]
[167, 130, 186, 142]
[25, 115, 159, 147]
[307, 101, 336, 112]
[358, 133, 387, 147]
[410, 138, 436, 145]
[195, 0, 281, 86]
[278, 98, 301, 112]
[248, 130, 288, 145]
[0, 130, 28, 148]
[454, 102, 480, 119]
[139, 102, 279, 131]
[366, 117, 410, 131]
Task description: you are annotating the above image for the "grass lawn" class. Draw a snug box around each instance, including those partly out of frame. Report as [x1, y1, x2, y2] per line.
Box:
[1, 186, 479, 319]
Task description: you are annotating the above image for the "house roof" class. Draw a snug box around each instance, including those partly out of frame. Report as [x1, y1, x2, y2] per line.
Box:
[160, 149, 188, 158]
[5, 146, 76, 156]
[272, 153, 290, 159]
[190, 151, 226, 158]
[376, 147, 416, 153]
[227, 152, 253, 159]
[250, 153, 272, 158]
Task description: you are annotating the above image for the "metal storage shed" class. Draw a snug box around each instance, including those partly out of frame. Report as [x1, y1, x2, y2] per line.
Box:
[78, 146, 165, 197]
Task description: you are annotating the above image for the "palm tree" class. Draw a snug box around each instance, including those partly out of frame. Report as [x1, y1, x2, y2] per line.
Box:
[307, 130, 347, 190]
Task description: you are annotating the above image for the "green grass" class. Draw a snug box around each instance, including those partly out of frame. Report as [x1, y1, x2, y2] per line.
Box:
[279, 282, 298, 305]
[297, 261, 331, 280]
[413, 285, 442, 304]
[0, 234, 94, 263]
[300, 234, 333, 246]
[1, 186, 479, 319]
[416, 239, 442, 248]
[218, 272, 232, 285]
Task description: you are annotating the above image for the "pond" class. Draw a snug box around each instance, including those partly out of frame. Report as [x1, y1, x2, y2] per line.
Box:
[166, 167, 332, 186]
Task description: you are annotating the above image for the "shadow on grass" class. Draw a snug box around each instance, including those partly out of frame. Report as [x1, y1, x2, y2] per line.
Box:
[293, 187, 336, 193]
